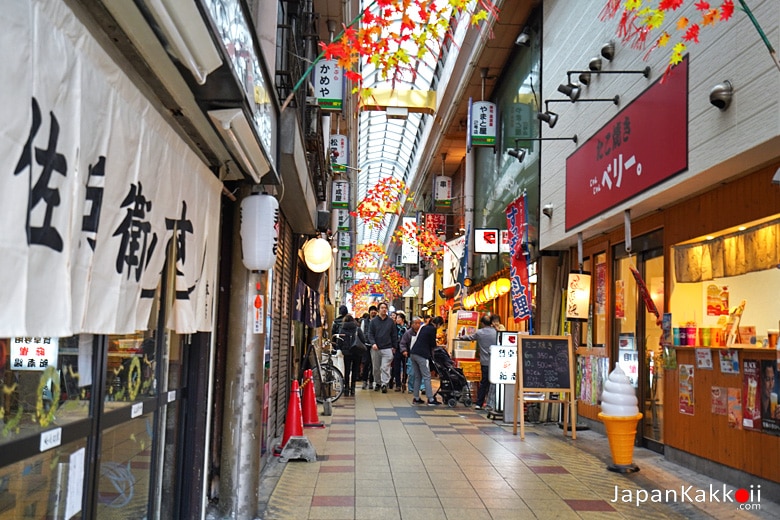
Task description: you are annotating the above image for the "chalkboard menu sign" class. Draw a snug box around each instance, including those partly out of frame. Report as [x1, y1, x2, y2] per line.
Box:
[519, 336, 572, 390]
[513, 335, 577, 440]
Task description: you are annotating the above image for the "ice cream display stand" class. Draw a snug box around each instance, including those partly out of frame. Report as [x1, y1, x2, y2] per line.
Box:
[599, 365, 643, 473]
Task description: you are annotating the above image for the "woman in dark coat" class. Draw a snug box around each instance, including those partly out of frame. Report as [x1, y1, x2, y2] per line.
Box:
[339, 314, 367, 397]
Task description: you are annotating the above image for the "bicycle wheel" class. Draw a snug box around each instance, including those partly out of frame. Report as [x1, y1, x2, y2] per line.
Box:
[320, 364, 344, 402]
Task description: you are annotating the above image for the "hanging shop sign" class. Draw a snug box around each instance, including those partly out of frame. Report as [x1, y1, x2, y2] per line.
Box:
[500, 230, 510, 254]
[442, 235, 466, 289]
[240, 194, 279, 271]
[468, 99, 497, 147]
[335, 208, 350, 231]
[401, 216, 419, 264]
[565, 56, 689, 231]
[474, 228, 500, 254]
[10, 337, 58, 371]
[329, 134, 349, 173]
[313, 59, 344, 111]
[0, 2, 222, 337]
[331, 179, 350, 208]
[433, 176, 452, 207]
[565, 272, 591, 321]
[424, 213, 447, 235]
[338, 231, 351, 250]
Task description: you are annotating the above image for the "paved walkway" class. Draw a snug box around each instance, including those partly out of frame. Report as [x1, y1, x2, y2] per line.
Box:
[261, 385, 779, 519]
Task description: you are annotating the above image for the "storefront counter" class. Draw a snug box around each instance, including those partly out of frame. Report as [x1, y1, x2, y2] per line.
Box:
[665, 346, 780, 483]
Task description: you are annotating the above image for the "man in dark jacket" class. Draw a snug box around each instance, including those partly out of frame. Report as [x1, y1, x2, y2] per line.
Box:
[366, 302, 397, 393]
[331, 305, 348, 349]
[410, 316, 443, 405]
[459, 314, 498, 410]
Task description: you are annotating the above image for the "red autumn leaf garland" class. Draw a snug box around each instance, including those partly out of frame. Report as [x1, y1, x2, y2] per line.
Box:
[600, 0, 735, 74]
[348, 243, 388, 271]
[391, 219, 447, 265]
[352, 177, 411, 229]
[320, 0, 499, 93]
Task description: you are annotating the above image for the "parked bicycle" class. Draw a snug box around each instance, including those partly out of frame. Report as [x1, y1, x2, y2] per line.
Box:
[309, 335, 344, 402]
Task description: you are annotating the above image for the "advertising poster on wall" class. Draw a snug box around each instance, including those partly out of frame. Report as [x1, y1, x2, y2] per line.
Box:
[760, 359, 780, 435]
[678, 364, 695, 415]
[615, 279, 625, 319]
[742, 360, 761, 431]
[711, 386, 728, 415]
[727, 387, 742, 429]
[719, 349, 740, 374]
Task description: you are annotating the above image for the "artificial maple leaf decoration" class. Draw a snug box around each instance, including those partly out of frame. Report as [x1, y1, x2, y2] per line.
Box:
[601, 0, 735, 74]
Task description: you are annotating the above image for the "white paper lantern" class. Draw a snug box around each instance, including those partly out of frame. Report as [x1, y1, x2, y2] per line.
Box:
[303, 238, 333, 273]
[240, 194, 279, 271]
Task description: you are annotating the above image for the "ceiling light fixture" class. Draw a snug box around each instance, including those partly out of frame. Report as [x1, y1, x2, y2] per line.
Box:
[557, 83, 581, 102]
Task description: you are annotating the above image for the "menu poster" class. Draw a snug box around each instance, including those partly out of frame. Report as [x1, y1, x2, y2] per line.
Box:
[760, 359, 780, 436]
[727, 387, 742, 429]
[695, 349, 713, 370]
[711, 386, 728, 415]
[742, 360, 761, 430]
[719, 349, 740, 374]
[679, 364, 695, 416]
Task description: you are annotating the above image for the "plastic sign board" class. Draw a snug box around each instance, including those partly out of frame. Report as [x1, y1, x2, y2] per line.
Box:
[331, 179, 349, 208]
[500, 230, 510, 254]
[433, 177, 452, 207]
[474, 228, 499, 254]
[329, 135, 348, 173]
[335, 208, 350, 231]
[338, 231, 351, 250]
[469, 100, 497, 146]
[565, 56, 689, 230]
[313, 59, 343, 111]
[11, 337, 58, 371]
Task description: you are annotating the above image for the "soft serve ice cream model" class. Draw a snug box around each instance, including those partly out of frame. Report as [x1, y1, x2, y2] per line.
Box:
[598, 365, 643, 472]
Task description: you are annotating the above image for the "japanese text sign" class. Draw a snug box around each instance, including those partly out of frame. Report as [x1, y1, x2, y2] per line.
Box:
[469, 100, 497, 147]
[313, 59, 343, 111]
[331, 179, 350, 208]
[565, 56, 688, 230]
[11, 337, 58, 371]
[489, 345, 517, 384]
[329, 135, 348, 173]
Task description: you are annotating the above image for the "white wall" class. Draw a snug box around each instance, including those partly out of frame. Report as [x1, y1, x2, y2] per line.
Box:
[539, 0, 780, 250]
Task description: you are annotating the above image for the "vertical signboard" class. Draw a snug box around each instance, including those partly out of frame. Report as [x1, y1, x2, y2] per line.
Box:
[434, 177, 452, 208]
[313, 59, 344, 111]
[335, 208, 350, 231]
[331, 179, 349, 208]
[329, 134, 348, 173]
[469, 100, 497, 146]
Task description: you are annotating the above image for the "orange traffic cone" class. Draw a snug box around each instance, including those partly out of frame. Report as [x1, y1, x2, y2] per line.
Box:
[274, 380, 304, 456]
[302, 369, 325, 428]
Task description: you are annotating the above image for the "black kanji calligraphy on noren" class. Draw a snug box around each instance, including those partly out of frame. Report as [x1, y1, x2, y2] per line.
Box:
[113, 181, 158, 281]
[14, 98, 67, 252]
[83, 155, 106, 251]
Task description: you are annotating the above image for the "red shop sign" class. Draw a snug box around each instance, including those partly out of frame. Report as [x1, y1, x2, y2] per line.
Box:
[565, 56, 689, 231]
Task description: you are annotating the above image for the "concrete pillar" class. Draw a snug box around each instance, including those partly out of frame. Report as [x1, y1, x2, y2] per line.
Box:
[464, 148, 475, 280]
[217, 192, 267, 519]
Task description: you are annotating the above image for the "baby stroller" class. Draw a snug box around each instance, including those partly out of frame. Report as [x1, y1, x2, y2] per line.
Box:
[431, 347, 473, 407]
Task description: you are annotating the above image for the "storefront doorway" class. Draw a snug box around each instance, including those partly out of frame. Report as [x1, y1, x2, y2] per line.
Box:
[613, 230, 665, 453]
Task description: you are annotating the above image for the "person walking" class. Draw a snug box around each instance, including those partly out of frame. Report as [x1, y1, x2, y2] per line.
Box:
[410, 316, 444, 406]
[338, 314, 366, 397]
[360, 307, 377, 389]
[366, 302, 397, 393]
[331, 305, 348, 348]
[399, 316, 422, 394]
[391, 312, 408, 391]
[459, 314, 498, 410]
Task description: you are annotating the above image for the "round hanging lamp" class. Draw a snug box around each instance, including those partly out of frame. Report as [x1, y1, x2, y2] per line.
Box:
[303, 237, 333, 273]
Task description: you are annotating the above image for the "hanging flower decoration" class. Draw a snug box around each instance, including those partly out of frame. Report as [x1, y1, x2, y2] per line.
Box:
[381, 265, 409, 297]
[348, 243, 388, 272]
[320, 0, 499, 92]
[600, 1, 735, 76]
[350, 279, 393, 301]
[391, 219, 447, 265]
[352, 177, 411, 229]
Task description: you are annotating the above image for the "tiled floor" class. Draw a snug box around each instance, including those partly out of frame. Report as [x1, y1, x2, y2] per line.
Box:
[262, 386, 779, 519]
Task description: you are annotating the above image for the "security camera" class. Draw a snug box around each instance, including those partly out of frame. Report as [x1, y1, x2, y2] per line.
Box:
[709, 81, 733, 110]
[542, 204, 554, 218]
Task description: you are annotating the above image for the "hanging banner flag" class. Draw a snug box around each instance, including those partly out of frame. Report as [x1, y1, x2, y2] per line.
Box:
[331, 179, 349, 208]
[329, 134, 348, 173]
[401, 216, 418, 264]
[505, 195, 532, 323]
[469, 100, 497, 147]
[434, 177, 452, 208]
[313, 59, 343, 111]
